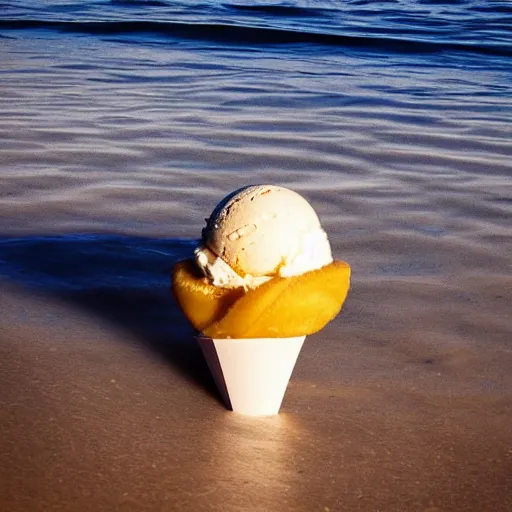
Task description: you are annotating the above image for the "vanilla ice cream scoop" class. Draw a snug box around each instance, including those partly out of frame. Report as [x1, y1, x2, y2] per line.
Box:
[195, 185, 333, 288]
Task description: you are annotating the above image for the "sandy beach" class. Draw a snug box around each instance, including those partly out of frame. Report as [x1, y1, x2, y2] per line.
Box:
[2, 2, 512, 509]
[1, 242, 511, 511]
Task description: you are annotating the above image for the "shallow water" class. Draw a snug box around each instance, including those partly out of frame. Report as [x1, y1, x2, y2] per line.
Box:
[1, 1, 512, 510]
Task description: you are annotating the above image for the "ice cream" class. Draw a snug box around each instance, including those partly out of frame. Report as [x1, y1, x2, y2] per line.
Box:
[172, 184, 351, 340]
[171, 184, 351, 414]
[194, 185, 334, 289]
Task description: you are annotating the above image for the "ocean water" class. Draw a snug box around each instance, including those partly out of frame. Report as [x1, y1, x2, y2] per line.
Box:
[1, 2, 512, 511]
[1, 0, 511, 280]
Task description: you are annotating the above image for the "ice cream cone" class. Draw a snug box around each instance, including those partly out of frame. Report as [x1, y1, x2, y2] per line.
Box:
[196, 335, 306, 416]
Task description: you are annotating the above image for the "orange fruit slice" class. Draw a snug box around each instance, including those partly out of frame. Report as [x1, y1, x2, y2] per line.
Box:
[171, 259, 350, 338]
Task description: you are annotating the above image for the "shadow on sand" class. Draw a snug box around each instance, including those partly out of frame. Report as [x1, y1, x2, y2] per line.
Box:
[0, 233, 220, 402]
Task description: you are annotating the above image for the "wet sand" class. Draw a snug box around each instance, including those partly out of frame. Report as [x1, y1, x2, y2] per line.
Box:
[1, 265, 511, 511]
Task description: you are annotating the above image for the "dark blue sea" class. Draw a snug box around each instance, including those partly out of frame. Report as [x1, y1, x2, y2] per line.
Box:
[1, 3, 512, 510]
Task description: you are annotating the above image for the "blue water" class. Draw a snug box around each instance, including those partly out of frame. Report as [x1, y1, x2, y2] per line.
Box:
[2, 0, 512, 60]
[1, 0, 511, 294]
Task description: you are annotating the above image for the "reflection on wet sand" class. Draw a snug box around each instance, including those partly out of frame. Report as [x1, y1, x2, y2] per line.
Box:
[206, 414, 303, 511]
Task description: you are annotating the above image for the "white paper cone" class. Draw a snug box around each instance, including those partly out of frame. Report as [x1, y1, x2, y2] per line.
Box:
[196, 335, 306, 416]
